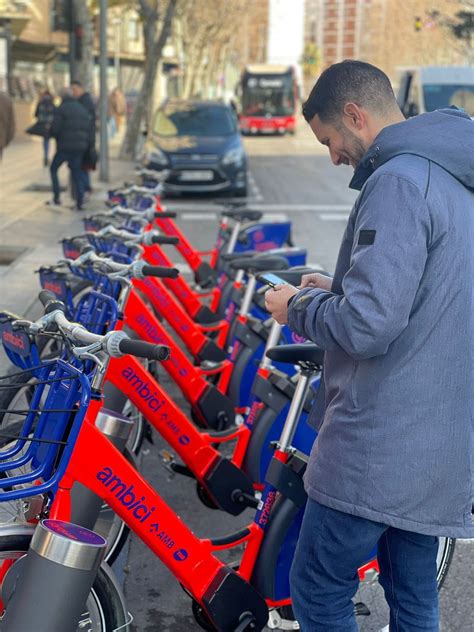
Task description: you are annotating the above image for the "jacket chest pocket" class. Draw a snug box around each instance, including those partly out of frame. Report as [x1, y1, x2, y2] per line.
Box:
[350, 361, 360, 409]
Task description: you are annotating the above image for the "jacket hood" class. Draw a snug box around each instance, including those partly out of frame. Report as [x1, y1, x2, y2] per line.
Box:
[350, 107, 474, 191]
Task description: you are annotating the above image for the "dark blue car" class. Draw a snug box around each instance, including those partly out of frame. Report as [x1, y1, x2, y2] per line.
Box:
[143, 100, 248, 197]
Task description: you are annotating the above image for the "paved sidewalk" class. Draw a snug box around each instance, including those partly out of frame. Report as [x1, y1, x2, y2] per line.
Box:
[0, 135, 133, 319]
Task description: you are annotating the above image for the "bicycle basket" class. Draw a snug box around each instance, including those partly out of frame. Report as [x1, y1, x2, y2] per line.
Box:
[0, 317, 41, 373]
[0, 359, 90, 502]
[74, 290, 118, 336]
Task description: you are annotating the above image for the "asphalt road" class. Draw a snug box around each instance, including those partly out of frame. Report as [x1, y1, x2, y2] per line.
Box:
[122, 122, 474, 632]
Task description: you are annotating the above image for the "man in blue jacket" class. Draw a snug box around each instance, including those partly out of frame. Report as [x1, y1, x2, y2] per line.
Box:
[265, 60, 474, 631]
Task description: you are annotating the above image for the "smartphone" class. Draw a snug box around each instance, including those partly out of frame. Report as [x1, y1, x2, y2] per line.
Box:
[256, 272, 297, 290]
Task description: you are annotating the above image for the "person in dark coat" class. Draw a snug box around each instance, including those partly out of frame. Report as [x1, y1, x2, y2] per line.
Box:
[0, 91, 15, 159]
[48, 87, 91, 210]
[71, 80, 96, 195]
[34, 89, 55, 166]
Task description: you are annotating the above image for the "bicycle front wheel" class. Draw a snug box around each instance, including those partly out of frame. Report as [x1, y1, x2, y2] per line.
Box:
[0, 526, 129, 631]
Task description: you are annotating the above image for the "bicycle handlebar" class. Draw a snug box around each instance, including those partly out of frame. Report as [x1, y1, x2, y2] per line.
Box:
[147, 234, 179, 246]
[117, 337, 170, 361]
[69, 249, 180, 281]
[141, 264, 179, 279]
[39, 289, 66, 314]
[33, 290, 170, 362]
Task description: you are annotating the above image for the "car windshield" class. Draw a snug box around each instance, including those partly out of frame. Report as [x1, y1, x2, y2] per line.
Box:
[153, 104, 236, 137]
[423, 84, 474, 115]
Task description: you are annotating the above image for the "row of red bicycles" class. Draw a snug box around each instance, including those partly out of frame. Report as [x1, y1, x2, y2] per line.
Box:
[0, 169, 454, 631]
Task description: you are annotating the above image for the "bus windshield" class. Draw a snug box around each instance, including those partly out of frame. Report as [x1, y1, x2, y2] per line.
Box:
[423, 84, 474, 116]
[241, 73, 295, 117]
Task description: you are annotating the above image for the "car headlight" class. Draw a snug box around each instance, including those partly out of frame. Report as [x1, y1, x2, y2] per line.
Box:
[222, 147, 245, 166]
[147, 148, 168, 167]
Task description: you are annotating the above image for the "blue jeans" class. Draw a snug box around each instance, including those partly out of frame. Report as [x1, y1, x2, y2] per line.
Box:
[43, 136, 50, 163]
[290, 498, 439, 631]
[50, 150, 84, 208]
[80, 169, 91, 193]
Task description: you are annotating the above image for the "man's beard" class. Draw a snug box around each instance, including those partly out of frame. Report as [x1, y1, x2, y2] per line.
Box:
[340, 127, 367, 167]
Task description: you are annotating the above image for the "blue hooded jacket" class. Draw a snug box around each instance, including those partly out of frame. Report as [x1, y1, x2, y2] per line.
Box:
[288, 108, 474, 537]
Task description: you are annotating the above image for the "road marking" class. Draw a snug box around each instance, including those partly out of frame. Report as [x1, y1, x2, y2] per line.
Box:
[180, 211, 289, 223]
[181, 213, 217, 221]
[168, 203, 353, 213]
[259, 213, 288, 222]
[248, 170, 264, 202]
[318, 212, 350, 221]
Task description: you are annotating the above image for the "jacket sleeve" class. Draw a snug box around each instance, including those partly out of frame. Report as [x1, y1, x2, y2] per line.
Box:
[51, 107, 62, 138]
[288, 173, 432, 360]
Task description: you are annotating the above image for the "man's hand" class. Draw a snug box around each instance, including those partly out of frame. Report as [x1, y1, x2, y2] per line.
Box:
[300, 273, 333, 291]
[264, 284, 299, 324]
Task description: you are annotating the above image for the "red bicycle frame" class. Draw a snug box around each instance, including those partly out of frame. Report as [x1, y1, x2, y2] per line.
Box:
[132, 275, 229, 354]
[49, 400, 270, 628]
[142, 243, 220, 320]
[120, 288, 233, 402]
[152, 201, 223, 271]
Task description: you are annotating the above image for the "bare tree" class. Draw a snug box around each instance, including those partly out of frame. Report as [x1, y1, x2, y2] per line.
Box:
[176, 0, 252, 100]
[120, 0, 178, 160]
[72, 0, 94, 91]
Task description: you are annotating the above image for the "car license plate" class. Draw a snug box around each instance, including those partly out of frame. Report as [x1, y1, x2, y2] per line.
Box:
[179, 170, 214, 181]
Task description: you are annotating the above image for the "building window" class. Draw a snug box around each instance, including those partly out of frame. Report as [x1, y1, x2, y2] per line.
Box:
[128, 19, 139, 41]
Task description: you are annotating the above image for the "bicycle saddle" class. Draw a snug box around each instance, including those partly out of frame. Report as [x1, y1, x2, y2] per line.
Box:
[221, 251, 257, 262]
[266, 344, 324, 369]
[221, 209, 263, 222]
[230, 255, 289, 272]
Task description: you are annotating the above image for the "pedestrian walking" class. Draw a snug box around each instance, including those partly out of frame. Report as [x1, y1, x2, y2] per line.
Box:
[48, 87, 91, 211]
[108, 87, 126, 136]
[265, 59, 474, 631]
[33, 89, 55, 166]
[0, 91, 15, 159]
[71, 80, 96, 197]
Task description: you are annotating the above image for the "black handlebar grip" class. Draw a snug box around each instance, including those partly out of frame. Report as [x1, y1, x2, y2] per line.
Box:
[141, 265, 180, 279]
[80, 245, 95, 254]
[150, 235, 180, 246]
[153, 211, 177, 219]
[118, 338, 171, 361]
[38, 290, 66, 314]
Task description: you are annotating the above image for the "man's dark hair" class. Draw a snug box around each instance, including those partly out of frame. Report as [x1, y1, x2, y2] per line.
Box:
[71, 80, 83, 87]
[302, 60, 398, 124]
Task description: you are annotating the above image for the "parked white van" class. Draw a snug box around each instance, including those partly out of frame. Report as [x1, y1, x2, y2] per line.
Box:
[397, 66, 474, 117]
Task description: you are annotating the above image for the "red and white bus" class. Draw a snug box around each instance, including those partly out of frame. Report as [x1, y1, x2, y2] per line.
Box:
[236, 64, 298, 135]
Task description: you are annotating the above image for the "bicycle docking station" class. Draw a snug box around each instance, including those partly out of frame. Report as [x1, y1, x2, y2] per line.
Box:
[1, 519, 107, 632]
[70, 407, 134, 530]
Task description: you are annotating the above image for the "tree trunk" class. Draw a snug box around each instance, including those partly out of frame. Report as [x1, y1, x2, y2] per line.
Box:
[73, 0, 94, 92]
[119, 0, 177, 160]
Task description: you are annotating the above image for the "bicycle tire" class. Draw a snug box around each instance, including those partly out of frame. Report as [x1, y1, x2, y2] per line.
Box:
[0, 526, 129, 632]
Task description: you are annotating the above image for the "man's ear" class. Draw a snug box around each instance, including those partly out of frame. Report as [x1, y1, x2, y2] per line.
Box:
[342, 102, 365, 131]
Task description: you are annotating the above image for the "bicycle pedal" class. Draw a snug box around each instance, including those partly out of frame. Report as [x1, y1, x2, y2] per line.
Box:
[267, 609, 299, 630]
[159, 449, 177, 478]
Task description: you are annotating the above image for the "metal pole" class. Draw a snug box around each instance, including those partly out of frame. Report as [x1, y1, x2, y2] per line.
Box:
[68, 0, 76, 82]
[99, 0, 109, 182]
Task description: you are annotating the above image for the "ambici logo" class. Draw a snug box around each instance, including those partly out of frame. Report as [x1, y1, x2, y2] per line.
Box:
[97, 467, 156, 523]
[3, 330, 26, 350]
[0, 322, 30, 357]
[121, 367, 165, 412]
